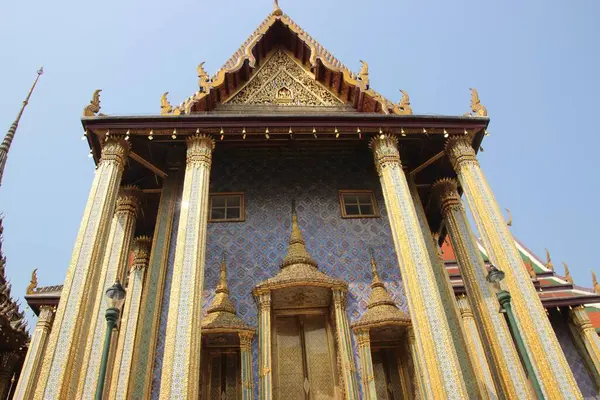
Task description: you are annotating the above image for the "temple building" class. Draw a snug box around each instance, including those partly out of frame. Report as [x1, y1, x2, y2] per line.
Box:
[12, 3, 600, 399]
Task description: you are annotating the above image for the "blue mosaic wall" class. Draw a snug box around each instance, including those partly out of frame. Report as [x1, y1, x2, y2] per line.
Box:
[150, 147, 406, 398]
[551, 312, 599, 399]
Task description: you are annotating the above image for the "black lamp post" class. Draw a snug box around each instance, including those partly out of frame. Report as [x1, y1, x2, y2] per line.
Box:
[95, 280, 126, 400]
[486, 265, 543, 399]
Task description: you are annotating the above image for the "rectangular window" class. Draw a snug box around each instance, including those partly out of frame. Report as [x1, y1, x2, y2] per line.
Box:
[339, 190, 379, 218]
[209, 193, 245, 222]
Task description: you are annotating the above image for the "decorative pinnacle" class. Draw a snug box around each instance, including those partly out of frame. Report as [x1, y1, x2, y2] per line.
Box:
[0, 67, 43, 187]
[545, 248, 554, 271]
[207, 253, 235, 314]
[273, 0, 283, 16]
[593, 271, 600, 295]
[368, 248, 381, 284]
[281, 200, 317, 269]
[562, 262, 573, 284]
[216, 252, 229, 294]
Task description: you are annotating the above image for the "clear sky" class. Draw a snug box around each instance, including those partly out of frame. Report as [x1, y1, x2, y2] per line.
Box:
[0, 0, 599, 324]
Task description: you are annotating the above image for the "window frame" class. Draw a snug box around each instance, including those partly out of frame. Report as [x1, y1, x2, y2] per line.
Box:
[208, 192, 246, 223]
[338, 190, 379, 219]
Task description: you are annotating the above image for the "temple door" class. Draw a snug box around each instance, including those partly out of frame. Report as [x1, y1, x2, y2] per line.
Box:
[371, 348, 405, 400]
[273, 313, 337, 400]
[201, 350, 241, 400]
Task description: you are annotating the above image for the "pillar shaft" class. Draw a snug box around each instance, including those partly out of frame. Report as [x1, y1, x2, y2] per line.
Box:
[406, 327, 426, 399]
[570, 306, 600, 381]
[370, 135, 468, 399]
[446, 136, 581, 398]
[408, 180, 482, 398]
[433, 178, 531, 398]
[128, 176, 179, 399]
[0, 351, 19, 400]
[355, 329, 377, 400]
[109, 236, 151, 400]
[332, 289, 359, 400]
[257, 292, 272, 400]
[34, 137, 129, 400]
[239, 332, 254, 400]
[14, 306, 54, 400]
[159, 135, 214, 399]
[78, 186, 140, 399]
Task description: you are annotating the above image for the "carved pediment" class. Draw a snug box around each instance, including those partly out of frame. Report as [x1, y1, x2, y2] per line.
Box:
[225, 49, 344, 107]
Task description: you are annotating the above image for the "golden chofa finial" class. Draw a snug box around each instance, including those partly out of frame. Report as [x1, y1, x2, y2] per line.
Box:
[593, 271, 600, 295]
[26, 268, 38, 294]
[83, 89, 102, 117]
[197, 62, 210, 92]
[358, 60, 369, 87]
[545, 248, 555, 271]
[562, 262, 573, 284]
[393, 90, 413, 115]
[468, 88, 488, 117]
[161, 92, 173, 115]
[273, 0, 283, 16]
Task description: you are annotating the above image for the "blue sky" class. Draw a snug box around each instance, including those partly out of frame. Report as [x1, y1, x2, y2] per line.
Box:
[0, 0, 599, 323]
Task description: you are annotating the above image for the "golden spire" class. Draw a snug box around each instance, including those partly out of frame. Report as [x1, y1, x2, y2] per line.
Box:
[0, 67, 43, 187]
[273, 0, 283, 16]
[593, 271, 600, 295]
[545, 248, 554, 271]
[366, 250, 395, 307]
[206, 253, 235, 314]
[562, 262, 573, 284]
[281, 200, 317, 269]
[369, 248, 381, 285]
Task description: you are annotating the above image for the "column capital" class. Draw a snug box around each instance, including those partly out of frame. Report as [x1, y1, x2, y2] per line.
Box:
[257, 291, 271, 310]
[369, 134, 401, 175]
[116, 185, 142, 216]
[431, 178, 461, 217]
[332, 288, 347, 309]
[571, 306, 594, 332]
[239, 332, 254, 350]
[445, 136, 478, 171]
[455, 296, 474, 319]
[100, 136, 130, 168]
[131, 235, 152, 272]
[186, 134, 215, 167]
[406, 326, 416, 344]
[355, 328, 370, 347]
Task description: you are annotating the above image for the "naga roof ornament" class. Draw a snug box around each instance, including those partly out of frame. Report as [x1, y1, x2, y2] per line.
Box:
[83, 89, 102, 117]
[562, 262, 573, 284]
[468, 88, 488, 117]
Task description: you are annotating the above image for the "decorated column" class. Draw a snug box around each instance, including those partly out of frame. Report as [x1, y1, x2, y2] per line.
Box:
[158, 134, 214, 400]
[446, 136, 581, 398]
[257, 291, 272, 400]
[432, 178, 530, 398]
[408, 180, 481, 398]
[0, 351, 19, 399]
[570, 306, 600, 380]
[355, 329, 377, 400]
[128, 176, 179, 399]
[239, 332, 254, 400]
[13, 305, 55, 400]
[34, 136, 129, 400]
[78, 185, 141, 399]
[332, 288, 360, 400]
[406, 327, 426, 399]
[109, 236, 152, 400]
[370, 134, 469, 399]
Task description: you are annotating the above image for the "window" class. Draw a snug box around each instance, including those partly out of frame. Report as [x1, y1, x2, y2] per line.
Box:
[209, 193, 245, 222]
[339, 190, 379, 218]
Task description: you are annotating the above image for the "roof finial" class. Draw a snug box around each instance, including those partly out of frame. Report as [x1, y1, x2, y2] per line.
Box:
[281, 199, 317, 269]
[0, 67, 43, 187]
[545, 249, 554, 271]
[505, 208, 512, 227]
[468, 88, 488, 117]
[368, 248, 381, 283]
[83, 89, 102, 117]
[26, 269, 38, 295]
[273, 0, 283, 16]
[593, 271, 600, 295]
[216, 252, 229, 293]
[562, 262, 573, 284]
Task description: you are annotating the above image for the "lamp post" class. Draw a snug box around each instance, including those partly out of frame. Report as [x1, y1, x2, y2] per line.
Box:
[486, 265, 543, 399]
[95, 280, 126, 400]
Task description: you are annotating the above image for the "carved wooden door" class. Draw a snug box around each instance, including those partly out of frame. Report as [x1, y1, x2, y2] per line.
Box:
[371, 349, 405, 400]
[201, 351, 241, 400]
[273, 314, 336, 400]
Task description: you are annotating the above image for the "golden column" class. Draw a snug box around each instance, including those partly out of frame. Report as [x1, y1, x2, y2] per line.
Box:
[455, 296, 500, 395]
[355, 329, 377, 400]
[34, 136, 129, 400]
[158, 134, 214, 399]
[370, 135, 469, 399]
[239, 332, 255, 400]
[13, 306, 55, 400]
[332, 288, 360, 400]
[78, 185, 141, 399]
[432, 178, 531, 398]
[570, 306, 600, 381]
[128, 176, 179, 399]
[446, 136, 581, 398]
[406, 327, 426, 399]
[257, 291, 272, 400]
[109, 236, 152, 400]
[408, 180, 481, 398]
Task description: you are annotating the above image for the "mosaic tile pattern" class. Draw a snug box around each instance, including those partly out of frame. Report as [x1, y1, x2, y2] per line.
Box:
[153, 148, 406, 397]
[551, 313, 600, 399]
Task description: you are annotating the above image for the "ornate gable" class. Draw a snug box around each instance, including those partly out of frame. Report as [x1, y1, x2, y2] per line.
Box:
[225, 49, 344, 107]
